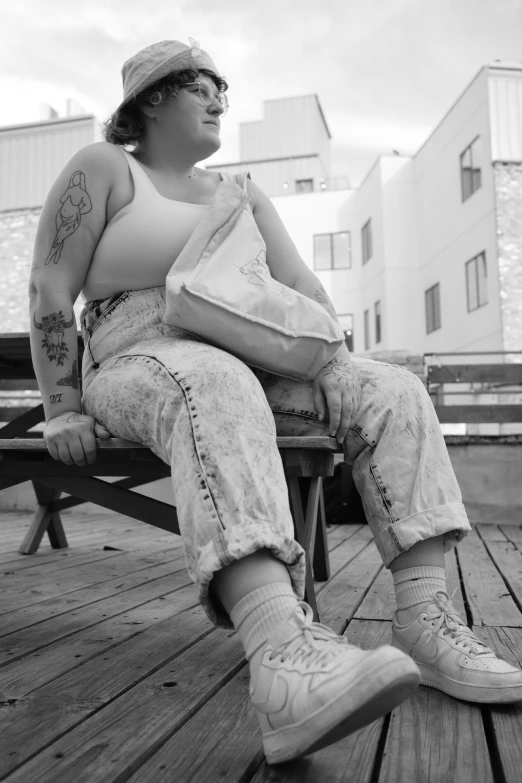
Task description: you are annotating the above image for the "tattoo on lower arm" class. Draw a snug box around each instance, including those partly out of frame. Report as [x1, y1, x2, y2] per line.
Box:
[314, 287, 337, 319]
[49, 393, 63, 403]
[65, 413, 84, 423]
[57, 360, 79, 390]
[45, 171, 92, 265]
[33, 310, 74, 366]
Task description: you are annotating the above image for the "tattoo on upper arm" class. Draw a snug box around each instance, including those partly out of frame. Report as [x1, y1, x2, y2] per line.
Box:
[45, 171, 92, 265]
[57, 360, 79, 390]
[314, 287, 337, 319]
[33, 310, 74, 366]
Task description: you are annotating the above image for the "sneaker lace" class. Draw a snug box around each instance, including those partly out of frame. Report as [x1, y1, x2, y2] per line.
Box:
[268, 602, 354, 668]
[423, 588, 494, 657]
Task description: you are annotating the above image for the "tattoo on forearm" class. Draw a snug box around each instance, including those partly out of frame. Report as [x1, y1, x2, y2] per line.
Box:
[65, 413, 83, 423]
[45, 171, 92, 265]
[33, 310, 74, 366]
[57, 360, 79, 390]
[320, 358, 360, 383]
[49, 393, 63, 403]
[314, 287, 337, 320]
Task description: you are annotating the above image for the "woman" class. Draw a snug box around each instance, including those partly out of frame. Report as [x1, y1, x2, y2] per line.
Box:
[28, 39, 522, 765]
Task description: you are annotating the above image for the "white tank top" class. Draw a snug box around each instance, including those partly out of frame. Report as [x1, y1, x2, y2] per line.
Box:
[82, 147, 219, 302]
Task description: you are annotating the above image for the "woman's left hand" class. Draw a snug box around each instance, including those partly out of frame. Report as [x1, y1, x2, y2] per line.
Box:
[312, 356, 361, 444]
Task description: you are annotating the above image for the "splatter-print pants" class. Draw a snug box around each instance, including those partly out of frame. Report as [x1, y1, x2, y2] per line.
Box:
[80, 286, 471, 629]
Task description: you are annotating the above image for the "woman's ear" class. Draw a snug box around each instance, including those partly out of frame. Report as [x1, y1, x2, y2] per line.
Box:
[140, 104, 157, 121]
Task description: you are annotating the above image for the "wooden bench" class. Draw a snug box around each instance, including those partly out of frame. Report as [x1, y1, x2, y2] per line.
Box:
[426, 352, 522, 425]
[0, 332, 341, 621]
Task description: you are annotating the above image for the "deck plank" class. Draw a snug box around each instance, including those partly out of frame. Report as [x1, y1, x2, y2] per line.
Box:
[2, 513, 522, 780]
[456, 528, 522, 627]
[378, 679, 494, 783]
[499, 525, 522, 551]
[2, 623, 246, 782]
[0, 550, 191, 642]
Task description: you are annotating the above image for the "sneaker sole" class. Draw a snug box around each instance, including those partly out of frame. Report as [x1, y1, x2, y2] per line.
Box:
[262, 646, 420, 765]
[417, 663, 522, 704]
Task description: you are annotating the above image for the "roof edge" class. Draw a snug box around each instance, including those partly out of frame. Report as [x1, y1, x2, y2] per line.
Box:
[0, 114, 95, 134]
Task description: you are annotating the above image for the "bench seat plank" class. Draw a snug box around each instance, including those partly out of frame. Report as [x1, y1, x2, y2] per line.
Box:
[428, 363, 522, 385]
[0, 436, 341, 452]
[434, 404, 522, 423]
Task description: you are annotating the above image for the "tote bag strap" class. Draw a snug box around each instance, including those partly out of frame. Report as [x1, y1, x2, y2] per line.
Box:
[219, 170, 251, 191]
[235, 170, 251, 192]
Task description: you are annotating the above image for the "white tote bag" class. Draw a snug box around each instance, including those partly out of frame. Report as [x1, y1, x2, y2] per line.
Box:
[164, 172, 344, 381]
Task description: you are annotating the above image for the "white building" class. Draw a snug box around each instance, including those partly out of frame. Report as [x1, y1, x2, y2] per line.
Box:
[1, 64, 521, 358]
[208, 62, 522, 358]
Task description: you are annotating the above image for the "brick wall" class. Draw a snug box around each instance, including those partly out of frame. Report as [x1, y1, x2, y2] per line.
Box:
[494, 162, 522, 354]
[0, 208, 83, 332]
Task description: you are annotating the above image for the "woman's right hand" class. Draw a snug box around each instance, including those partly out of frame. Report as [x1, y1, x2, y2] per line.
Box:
[44, 411, 111, 466]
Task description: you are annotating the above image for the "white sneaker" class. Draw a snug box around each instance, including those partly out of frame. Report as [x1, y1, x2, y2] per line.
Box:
[249, 602, 421, 765]
[391, 588, 522, 704]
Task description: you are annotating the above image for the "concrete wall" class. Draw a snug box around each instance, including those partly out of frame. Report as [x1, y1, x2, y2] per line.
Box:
[447, 439, 522, 525]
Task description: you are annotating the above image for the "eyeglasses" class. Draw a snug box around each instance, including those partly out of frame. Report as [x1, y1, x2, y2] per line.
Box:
[182, 79, 229, 116]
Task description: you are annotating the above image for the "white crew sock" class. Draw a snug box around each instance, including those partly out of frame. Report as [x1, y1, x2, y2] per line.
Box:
[229, 581, 299, 681]
[392, 565, 447, 624]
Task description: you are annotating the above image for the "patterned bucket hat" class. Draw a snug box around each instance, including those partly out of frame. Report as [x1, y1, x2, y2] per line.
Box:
[115, 38, 220, 113]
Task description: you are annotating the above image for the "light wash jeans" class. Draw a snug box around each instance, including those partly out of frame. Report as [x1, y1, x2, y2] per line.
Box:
[80, 286, 471, 629]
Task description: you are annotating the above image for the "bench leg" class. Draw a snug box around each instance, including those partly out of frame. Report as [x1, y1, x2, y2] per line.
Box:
[293, 477, 330, 582]
[18, 482, 68, 555]
[313, 483, 330, 582]
[287, 476, 321, 622]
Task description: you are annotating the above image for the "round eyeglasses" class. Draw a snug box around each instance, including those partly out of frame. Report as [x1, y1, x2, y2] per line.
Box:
[182, 79, 229, 116]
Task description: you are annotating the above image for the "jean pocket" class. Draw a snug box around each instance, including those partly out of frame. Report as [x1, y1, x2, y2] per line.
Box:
[82, 291, 130, 336]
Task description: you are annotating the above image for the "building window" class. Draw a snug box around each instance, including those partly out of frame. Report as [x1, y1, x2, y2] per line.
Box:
[364, 309, 370, 350]
[466, 252, 488, 312]
[313, 232, 351, 270]
[425, 283, 441, 334]
[375, 300, 382, 343]
[362, 219, 373, 264]
[460, 136, 482, 202]
[339, 313, 354, 352]
[296, 179, 314, 193]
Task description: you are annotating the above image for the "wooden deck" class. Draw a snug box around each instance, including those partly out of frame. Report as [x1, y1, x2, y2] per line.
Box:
[1, 511, 522, 783]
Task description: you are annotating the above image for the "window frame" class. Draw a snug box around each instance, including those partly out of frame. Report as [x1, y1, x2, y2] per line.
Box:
[362, 218, 373, 265]
[295, 178, 314, 193]
[338, 313, 354, 352]
[460, 136, 482, 203]
[375, 300, 382, 344]
[425, 283, 441, 334]
[313, 231, 352, 271]
[465, 251, 488, 312]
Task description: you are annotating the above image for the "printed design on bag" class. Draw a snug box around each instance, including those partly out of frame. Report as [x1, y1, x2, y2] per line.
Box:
[234, 245, 291, 298]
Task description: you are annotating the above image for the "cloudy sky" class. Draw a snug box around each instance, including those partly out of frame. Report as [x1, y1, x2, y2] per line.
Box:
[1, 0, 521, 186]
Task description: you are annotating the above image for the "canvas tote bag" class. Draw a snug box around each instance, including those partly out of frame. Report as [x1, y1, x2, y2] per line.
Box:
[164, 172, 344, 381]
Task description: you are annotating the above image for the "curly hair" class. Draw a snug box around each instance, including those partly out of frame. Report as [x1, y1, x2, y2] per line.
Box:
[101, 68, 228, 147]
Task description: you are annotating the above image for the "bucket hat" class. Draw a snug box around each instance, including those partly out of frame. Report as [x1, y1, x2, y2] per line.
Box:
[115, 38, 220, 113]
